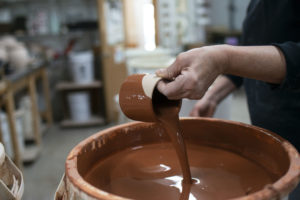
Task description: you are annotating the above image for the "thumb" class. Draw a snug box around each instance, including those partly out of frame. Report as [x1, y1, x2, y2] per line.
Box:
[156, 59, 182, 80]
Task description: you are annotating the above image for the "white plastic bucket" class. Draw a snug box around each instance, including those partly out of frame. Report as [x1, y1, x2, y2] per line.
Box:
[19, 96, 33, 140]
[67, 92, 91, 122]
[69, 51, 94, 84]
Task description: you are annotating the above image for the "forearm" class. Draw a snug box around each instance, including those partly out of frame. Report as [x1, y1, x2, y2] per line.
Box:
[204, 75, 236, 104]
[156, 44, 286, 100]
[222, 45, 286, 84]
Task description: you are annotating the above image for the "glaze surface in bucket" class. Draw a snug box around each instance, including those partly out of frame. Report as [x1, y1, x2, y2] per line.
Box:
[56, 118, 300, 200]
[84, 143, 274, 200]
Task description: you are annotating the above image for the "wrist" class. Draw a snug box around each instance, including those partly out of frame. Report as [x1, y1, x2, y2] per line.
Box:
[203, 87, 220, 104]
[202, 44, 232, 75]
[217, 44, 232, 74]
[203, 75, 234, 104]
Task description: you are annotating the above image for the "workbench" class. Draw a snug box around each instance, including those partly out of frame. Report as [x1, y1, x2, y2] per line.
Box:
[0, 65, 52, 168]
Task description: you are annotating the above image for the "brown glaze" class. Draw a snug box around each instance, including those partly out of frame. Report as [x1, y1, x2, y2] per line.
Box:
[119, 74, 191, 183]
[84, 143, 275, 200]
[152, 88, 191, 183]
[64, 119, 300, 200]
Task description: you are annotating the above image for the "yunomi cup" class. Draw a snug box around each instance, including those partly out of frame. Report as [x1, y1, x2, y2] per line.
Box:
[119, 73, 181, 122]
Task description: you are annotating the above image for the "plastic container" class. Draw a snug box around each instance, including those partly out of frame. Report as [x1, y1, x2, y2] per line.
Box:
[69, 51, 94, 84]
[0, 111, 25, 158]
[67, 92, 91, 122]
[19, 96, 34, 140]
[56, 118, 300, 200]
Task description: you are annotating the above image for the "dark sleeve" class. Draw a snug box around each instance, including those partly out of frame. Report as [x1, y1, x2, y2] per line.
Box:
[272, 42, 300, 90]
[225, 75, 244, 88]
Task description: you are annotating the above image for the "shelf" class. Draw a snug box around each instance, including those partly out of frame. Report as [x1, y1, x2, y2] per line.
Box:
[15, 31, 95, 40]
[60, 116, 105, 128]
[0, 82, 7, 95]
[56, 81, 102, 91]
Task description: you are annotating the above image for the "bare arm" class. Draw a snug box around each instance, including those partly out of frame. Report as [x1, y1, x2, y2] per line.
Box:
[205, 75, 237, 104]
[224, 45, 286, 84]
[156, 45, 286, 100]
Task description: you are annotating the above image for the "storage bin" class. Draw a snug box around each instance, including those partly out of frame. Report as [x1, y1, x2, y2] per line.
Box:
[69, 51, 94, 84]
[67, 92, 91, 122]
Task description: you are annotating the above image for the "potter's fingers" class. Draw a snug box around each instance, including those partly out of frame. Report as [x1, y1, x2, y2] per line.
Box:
[189, 108, 199, 117]
[156, 56, 185, 80]
[157, 77, 186, 100]
[207, 109, 215, 117]
[167, 90, 193, 100]
[157, 80, 181, 99]
[156, 80, 169, 97]
[166, 92, 187, 100]
[156, 64, 179, 80]
[189, 103, 200, 117]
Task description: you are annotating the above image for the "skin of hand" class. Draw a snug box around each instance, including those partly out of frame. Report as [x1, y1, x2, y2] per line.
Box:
[156, 46, 227, 100]
[189, 75, 236, 117]
[156, 45, 286, 100]
[189, 96, 217, 117]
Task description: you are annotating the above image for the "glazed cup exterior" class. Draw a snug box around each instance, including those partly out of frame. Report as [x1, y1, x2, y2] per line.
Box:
[119, 74, 162, 122]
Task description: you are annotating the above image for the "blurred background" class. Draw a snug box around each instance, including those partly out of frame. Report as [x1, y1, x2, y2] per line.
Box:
[0, 0, 251, 199]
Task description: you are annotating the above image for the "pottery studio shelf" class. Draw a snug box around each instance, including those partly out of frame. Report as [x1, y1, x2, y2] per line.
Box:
[60, 116, 105, 128]
[56, 81, 106, 128]
[56, 81, 102, 91]
[0, 65, 53, 168]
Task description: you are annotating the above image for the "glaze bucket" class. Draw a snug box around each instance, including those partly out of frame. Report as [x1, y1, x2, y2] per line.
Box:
[55, 118, 300, 200]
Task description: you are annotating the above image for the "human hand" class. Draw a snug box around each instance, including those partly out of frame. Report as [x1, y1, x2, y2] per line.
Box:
[189, 98, 217, 117]
[156, 45, 229, 100]
[190, 75, 236, 117]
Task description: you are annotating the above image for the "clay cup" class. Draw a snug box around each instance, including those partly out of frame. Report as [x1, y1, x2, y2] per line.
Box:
[119, 73, 181, 122]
